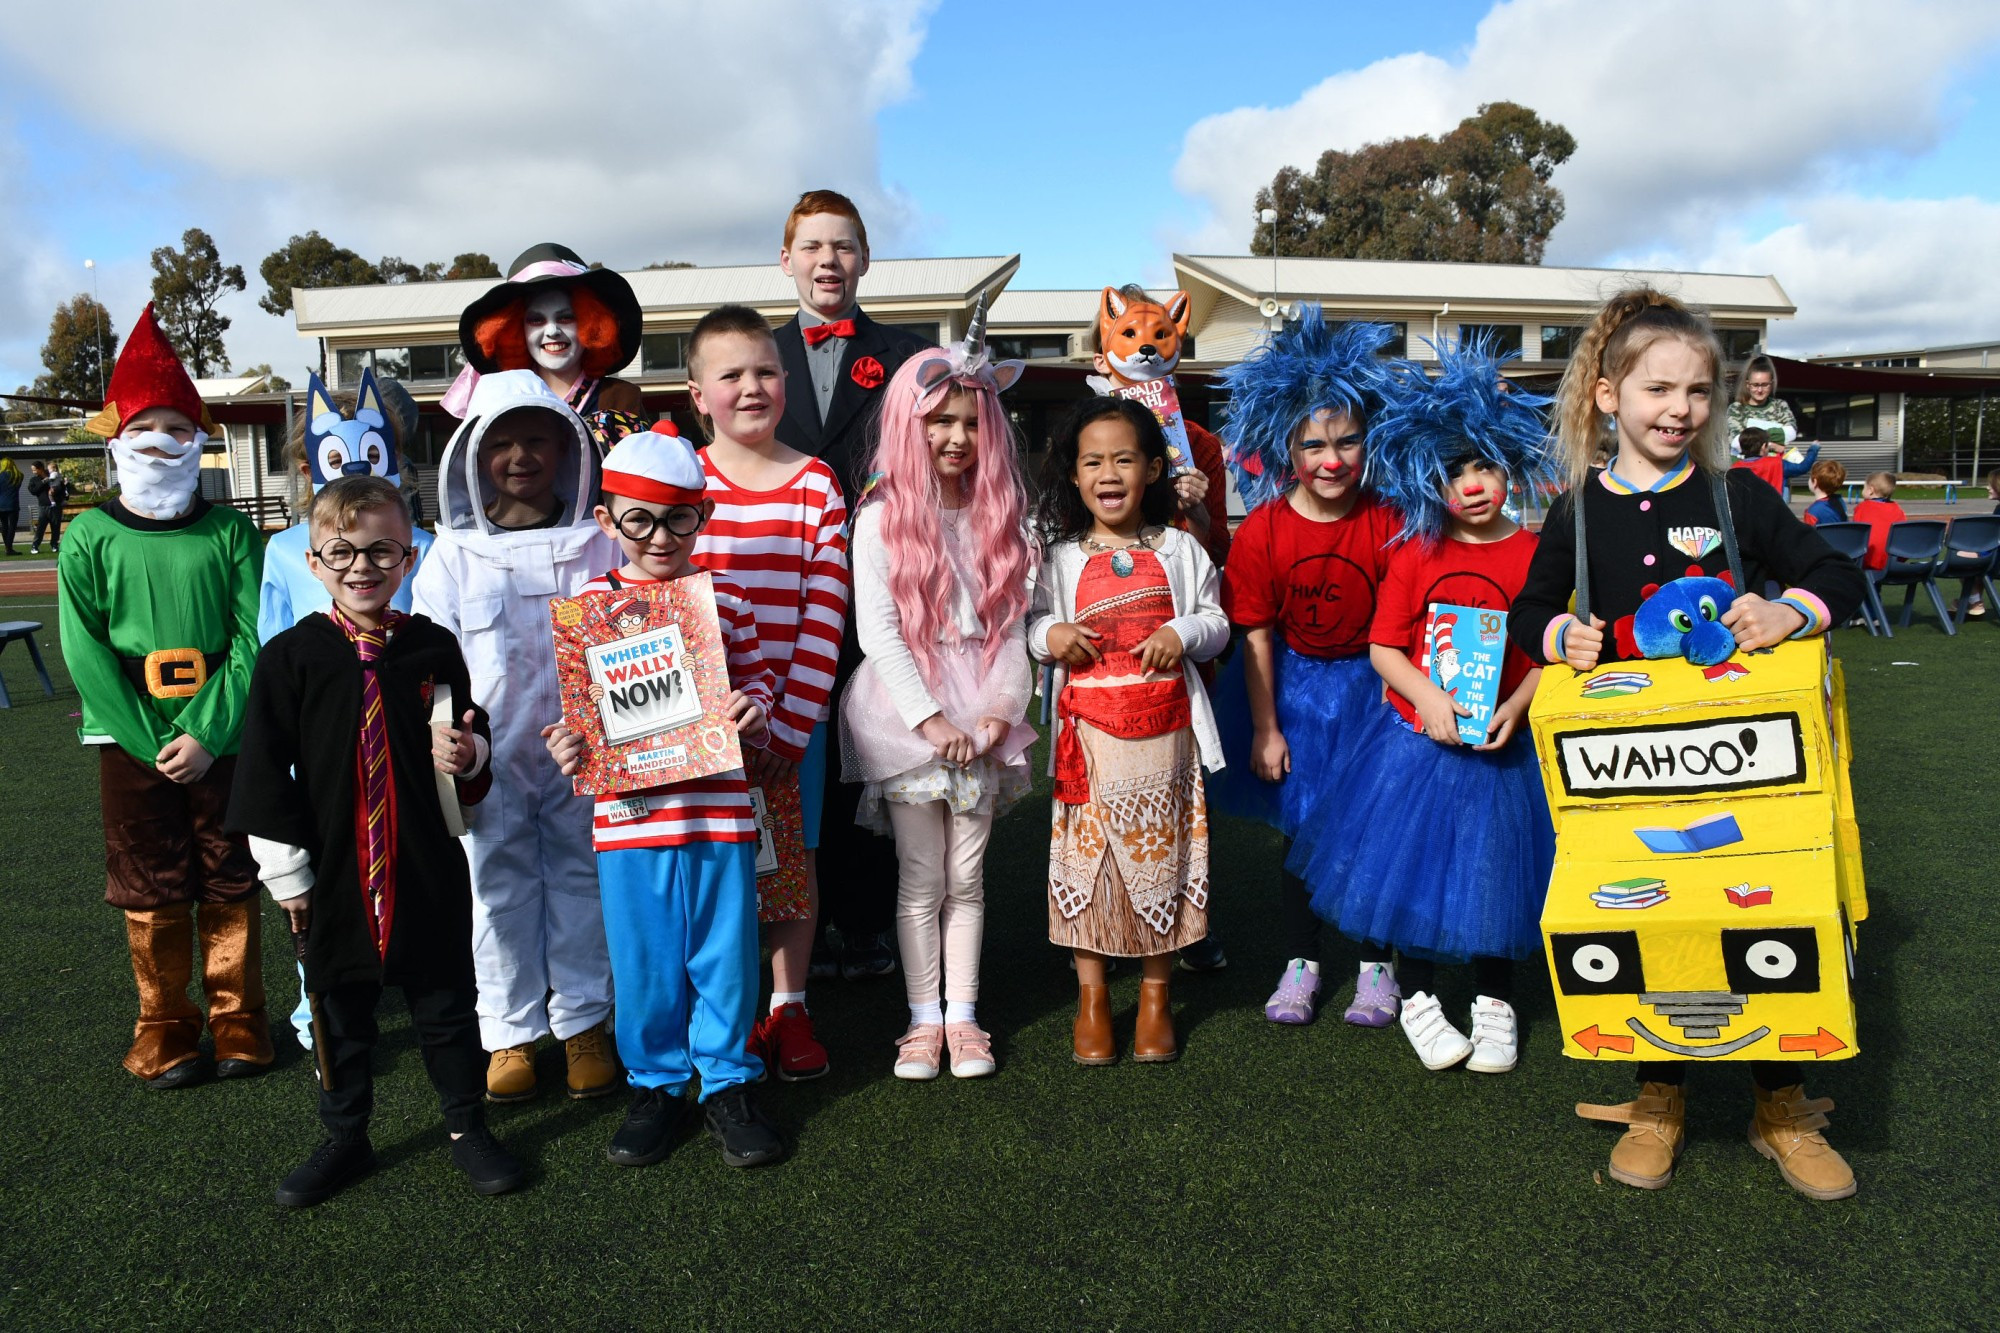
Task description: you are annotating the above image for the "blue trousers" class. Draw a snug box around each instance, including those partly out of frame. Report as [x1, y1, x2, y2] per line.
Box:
[598, 841, 762, 1097]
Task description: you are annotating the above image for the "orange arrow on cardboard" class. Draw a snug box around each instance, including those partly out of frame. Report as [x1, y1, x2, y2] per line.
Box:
[1778, 1028, 1847, 1057]
[1572, 1025, 1636, 1056]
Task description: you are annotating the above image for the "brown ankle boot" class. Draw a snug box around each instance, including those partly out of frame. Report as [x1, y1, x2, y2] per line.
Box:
[1577, 1080, 1685, 1189]
[1133, 978, 1178, 1063]
[564, 1021, 620, 1099]
[123, 906, 204, 1082]
[1750, 1083, 1857, 1200]
[197, 900, 273, 1075]
[1073, 983, 1115, 1066]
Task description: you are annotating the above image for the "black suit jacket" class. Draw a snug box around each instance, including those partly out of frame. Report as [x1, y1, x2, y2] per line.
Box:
[775, 308, 933, 503]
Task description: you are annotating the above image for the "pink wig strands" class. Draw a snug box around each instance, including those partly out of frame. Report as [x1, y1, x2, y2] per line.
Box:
[866, 351, 1030, 691]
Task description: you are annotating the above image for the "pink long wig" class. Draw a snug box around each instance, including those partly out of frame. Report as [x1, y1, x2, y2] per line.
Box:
[864, 350, 1031, 691]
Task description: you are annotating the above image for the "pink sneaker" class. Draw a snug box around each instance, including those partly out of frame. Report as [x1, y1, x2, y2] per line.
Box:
[892, 1024, 945, 1081]
[944, 1022, 997, 1078]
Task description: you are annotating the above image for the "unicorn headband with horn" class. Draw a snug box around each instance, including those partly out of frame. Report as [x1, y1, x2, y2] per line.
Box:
[911, 291, 1026, 405]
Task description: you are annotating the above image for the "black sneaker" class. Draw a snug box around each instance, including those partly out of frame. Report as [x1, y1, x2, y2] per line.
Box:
[703, 1085, 786, 1168]
[1178, 935, 1229, 973]
[215, 1057, 269, 1080]
[607, 1086, 687, 1168]
[840, 931, 898, 981]
[449, 1127, 527, 1196]
[144, 1057, 211, 1091]
[275, 1136, 376, 1207]
[808, 933, 840, 982]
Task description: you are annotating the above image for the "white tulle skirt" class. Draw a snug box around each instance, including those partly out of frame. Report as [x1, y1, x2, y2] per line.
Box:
[840, 639, 1036, 834]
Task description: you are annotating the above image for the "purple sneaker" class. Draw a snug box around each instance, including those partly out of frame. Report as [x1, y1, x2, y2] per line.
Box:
[1344, 963, 1402, 1027]
[1263, 960, 1322, 1024]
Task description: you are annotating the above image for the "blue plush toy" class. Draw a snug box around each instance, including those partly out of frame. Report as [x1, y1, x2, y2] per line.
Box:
[1630, 576, 1738, 666]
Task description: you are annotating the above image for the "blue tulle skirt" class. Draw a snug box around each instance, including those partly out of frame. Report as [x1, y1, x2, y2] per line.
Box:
[1298, 701, 1556, 962]
[1207, 645, 1382, 849]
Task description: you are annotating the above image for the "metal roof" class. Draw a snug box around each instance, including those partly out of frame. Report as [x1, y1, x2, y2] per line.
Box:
[988, 288, 1176, 327]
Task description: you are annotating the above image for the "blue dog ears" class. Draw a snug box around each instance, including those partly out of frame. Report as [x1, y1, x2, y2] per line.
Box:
[306, 368, 401, 491]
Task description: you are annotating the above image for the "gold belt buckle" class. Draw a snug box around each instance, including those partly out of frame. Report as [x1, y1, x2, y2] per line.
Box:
[144, 648, 208, 699]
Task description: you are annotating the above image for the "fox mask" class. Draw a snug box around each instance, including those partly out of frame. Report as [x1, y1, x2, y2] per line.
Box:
[1097, 287, 1191, 387]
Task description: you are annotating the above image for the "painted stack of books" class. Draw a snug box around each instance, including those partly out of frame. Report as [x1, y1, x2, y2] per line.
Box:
[1592, 877, 1669, 910]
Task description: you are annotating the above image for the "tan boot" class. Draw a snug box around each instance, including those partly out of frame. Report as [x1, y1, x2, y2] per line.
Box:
[1750, 1084, 1857, 1200]
[123, 906, 204, 1083]
[563, 1021, 620, 1099]
[486, 1043, 538, 1103]
[1073, 983, 1116, 1066]
[1577, 1080, 1685, 1189]
[196, 900, 273, 1076]
[1133, 978, 1179, 1064]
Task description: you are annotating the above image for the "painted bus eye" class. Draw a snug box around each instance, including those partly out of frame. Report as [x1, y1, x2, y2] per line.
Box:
[1722, 926, 1820, 994]
[1746, 939, 1797, 979]
[1573, 944, 1620, 981]
[1552, 931, 1646, 995]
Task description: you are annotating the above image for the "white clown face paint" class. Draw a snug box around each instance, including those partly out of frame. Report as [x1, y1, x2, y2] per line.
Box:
[524, 289, 582, 377]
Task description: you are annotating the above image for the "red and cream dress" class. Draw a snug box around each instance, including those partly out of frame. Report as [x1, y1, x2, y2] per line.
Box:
[1048, 544, 1210, 957]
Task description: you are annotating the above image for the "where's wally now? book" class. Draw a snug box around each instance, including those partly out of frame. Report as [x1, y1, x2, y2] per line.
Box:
[1422, 603, 1507, 744]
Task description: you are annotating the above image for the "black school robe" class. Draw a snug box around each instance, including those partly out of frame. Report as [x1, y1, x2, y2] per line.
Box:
[227, 613, 491, 992]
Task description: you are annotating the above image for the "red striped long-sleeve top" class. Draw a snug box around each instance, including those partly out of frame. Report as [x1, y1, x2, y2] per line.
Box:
[693, 453, 850, 762]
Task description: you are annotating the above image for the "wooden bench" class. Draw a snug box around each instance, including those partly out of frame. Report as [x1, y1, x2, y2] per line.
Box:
[216, 495, 293, 531]
[0, 621, 55, 708]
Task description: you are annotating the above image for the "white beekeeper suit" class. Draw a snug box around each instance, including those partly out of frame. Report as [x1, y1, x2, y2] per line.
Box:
[413, 370, 618, 1050]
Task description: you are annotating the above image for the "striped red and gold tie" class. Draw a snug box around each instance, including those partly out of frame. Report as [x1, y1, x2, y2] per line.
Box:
[332, 607, 405, 960]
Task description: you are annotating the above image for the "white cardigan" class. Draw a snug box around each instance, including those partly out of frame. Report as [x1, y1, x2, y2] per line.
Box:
[1027, 526, 1230, 773]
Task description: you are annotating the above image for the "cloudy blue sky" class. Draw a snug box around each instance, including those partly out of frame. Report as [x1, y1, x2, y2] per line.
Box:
[3, 0, 1998, 392]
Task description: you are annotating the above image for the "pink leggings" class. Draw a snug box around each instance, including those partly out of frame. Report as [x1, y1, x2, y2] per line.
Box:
[886, 801, 994, 1007]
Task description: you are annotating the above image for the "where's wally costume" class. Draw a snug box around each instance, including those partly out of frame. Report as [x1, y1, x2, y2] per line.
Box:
[442, 243, 648, 452]
[411, 370, 620, 1094]
[59, 305, 273, 1086]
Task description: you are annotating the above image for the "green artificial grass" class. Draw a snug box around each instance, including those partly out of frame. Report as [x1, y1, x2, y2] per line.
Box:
[1, 594, 1996, 1330]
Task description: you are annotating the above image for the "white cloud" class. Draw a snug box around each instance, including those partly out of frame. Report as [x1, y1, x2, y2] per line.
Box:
[0, 0, 936, 386]
[1169, 0, 2000, 263]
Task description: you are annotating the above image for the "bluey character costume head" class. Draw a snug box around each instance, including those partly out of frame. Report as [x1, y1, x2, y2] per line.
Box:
[86, 304, 218, 516]
[1218, 306, 1396, 510]
[306, 370, 402, 490]
[1367, 332, 1558, 544]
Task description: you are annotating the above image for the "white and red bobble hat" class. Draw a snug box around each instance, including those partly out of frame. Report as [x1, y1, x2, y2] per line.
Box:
[602, 420, 704, 506]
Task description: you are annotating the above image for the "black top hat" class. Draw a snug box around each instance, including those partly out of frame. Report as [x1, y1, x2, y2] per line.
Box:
[456, 243, 644, 375]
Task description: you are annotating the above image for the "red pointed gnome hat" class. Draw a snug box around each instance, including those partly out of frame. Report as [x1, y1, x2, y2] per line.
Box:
[83, 304, 217, 438]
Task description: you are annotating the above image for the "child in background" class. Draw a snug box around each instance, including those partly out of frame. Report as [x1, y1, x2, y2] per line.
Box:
[544, 424, 787, 1169]
[1510, 286, 1865, 1200]
[1031, 398, 1230, 1065]
[1851, 472, 1907, 572]
[1207, 309, 1404, 1028]
[1802, 460, 1848, 526]
[687, 305, 850, 1082]
[842, 320, 1036, 1081]
[230, 476, 523, 1205]
[1297, 339, 1556, 1073]
[1733, 427, 1819, 499]
[412, 370, 620, 1104]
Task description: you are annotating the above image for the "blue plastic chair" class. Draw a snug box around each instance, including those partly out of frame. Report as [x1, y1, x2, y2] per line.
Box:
[1812, 523, 1887, 636]
[1940, 514, 2000, 627]
[0, 621, 56, 708]
[1877, 520, 1955, 635]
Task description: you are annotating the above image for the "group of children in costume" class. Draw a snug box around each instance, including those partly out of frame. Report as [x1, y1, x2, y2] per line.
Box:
[60, 185, 1869, 1207]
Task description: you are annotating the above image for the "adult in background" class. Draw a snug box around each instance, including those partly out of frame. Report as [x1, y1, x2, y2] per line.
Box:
[29, 461, 69, 554]
[0, 456, 20, 554]
[1725, 355, 1799, 458]
[772, 189, 932, 980]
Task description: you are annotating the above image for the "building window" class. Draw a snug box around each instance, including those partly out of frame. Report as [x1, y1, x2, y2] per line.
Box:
[263, 422, 288, 475]
[333, 344, 463, 385]
[1540, 326, 1580, 361]
[1458, 324, 1523, 358]
[887, 320, 940, 342]
[1719, 329, 1761, 363]
[1314, 319, 1405, 357]
[641, 332, 689, 373]
[1790, 393, 1878, 441]
[990, 335, 1071, 361]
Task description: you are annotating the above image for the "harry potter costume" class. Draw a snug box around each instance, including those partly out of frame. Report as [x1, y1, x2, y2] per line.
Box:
[58, 305, 272, 1084]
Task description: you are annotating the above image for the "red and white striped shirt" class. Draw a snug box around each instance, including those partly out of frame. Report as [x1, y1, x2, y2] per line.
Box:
[580, 570, 778, 851]
[693, 453, 850, 762]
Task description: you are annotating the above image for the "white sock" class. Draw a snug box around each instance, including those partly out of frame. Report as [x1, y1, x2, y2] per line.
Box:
[1360, 960, 1394, 981]
[910, 1002, 944, 1026]
[944, 1000, 976, 1025]
[1297, 959, 1321, 976]
[770, 990, 806, 1014]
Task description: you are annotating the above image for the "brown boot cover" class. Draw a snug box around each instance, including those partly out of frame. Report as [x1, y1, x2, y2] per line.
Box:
[1073, 983, 1116, 1066]
[1750, 1084, 1857, 1200]
[1133, 978, 1179, 1063]
[196, 901, 273, 1068]
[123, 906, 203, 1079]
[1577, 1080, 1685, 1189]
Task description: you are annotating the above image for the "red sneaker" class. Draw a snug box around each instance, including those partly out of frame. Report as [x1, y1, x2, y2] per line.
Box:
[745, 1013, 773, 1082]
[767, 1002, 830, 1082]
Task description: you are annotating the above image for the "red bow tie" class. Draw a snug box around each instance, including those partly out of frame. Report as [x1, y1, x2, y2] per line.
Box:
[803, 318, 857, 347]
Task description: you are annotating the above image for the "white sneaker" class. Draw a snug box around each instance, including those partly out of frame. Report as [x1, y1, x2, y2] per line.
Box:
[1399, 990, 1472, 1070]
[1466, 995, 1518, 1074]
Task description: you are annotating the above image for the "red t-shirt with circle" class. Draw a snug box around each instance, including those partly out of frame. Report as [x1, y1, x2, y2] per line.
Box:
[1221, 493, 1401, 658]
[1370, 527, 1539, 727]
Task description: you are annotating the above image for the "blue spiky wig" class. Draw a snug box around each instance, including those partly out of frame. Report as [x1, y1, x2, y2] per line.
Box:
[1218, 306, 1397, 510]
[1366, 332, 1558, 544]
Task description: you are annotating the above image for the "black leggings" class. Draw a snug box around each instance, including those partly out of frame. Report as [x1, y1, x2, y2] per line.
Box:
[1278, 837, 1322, 961]
[0, 510, 16, 551]
[1638, 1060, 1800, 1091]
[1394, 954, 1515, 1002]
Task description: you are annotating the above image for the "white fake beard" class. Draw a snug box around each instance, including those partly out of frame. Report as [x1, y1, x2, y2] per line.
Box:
[111, 430, 206, 516]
